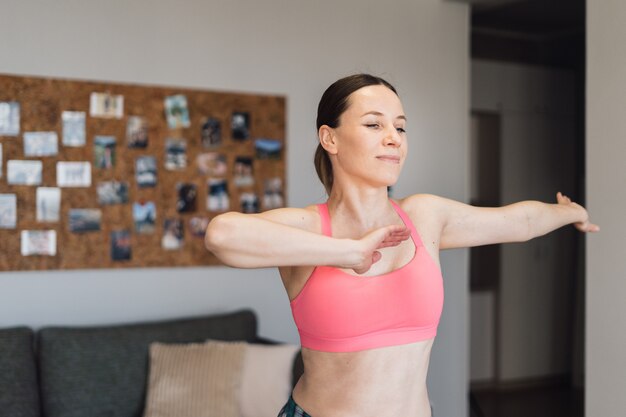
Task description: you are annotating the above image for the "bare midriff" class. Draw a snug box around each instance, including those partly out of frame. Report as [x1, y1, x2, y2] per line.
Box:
[291, 338, 434, 417]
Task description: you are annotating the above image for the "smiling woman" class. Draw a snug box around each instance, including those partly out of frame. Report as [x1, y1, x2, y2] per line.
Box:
[204, 73, 598, 417]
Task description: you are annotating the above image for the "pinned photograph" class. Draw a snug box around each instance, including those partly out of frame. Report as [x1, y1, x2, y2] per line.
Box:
[24, 131, 58, 157]
[201, 118, 221, 147]
[162, 218, 184, 250]
[57, 161, 91, 187]
[126, 116, 148, 148]
[207, 179, 229, 212]
[111, 230, 131, 261]
[165, 138, 187, 170]
[189, 217, 209, 238]
[8, 160, 42, 185]
[0, 194, 17, 229]
[133, 201, 156, 234]
[0, 101, 20, 136]
[62, 111, 86, 147]
[176, 183, 197, 213]
[233, 156, 254, 187]
[90, 92, 124, 119]
[196, 152, 227, 176]
[94, 136, 116, 168]
[255, 138, 283, 159]
[263, 177, 284, 210]
[164, 95, 190, 129]
[97, 181, 129, 205]
[21, 230, 56, 256]
[231, 111, 250, 140]
[0, 143, 3, 178]
[69, 209, 102, 233]
[135, 156, 157, 187]
[240, 192, 259, 214]
[36, 187, 61, 222]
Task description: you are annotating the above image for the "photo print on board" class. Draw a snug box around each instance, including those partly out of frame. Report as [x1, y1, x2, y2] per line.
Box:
[111, 230, 131, 261]
[201, 118, 221, 148]
[165, 138, 187, 170]
[94, 136, 116, 169]
[233, 156, 254, 187]
[56, 161, 91, 187]
[36, 187, 61, 223]
[24, 132, 58, 157]
[162, 218, 183, 250]
[189, 217, 209, 238]
[196, 152, 227, 176]
[164, 95, 191, 129]
[240, 192, 259, 214]
[68, 208, 102, 233]
[90, 92, 124, 119]
[21, 230, 56, 256]
[255, 138, 282, 159]
[133, 201, 156, 234]
[135, 156, 157, 187]
[0, 194, 17, 229]
[8, 160, 42, 186]
[231, 111, 250, 140]
[176, 183, 197, 213]
[97, 181, 129, 205]
[0, 101, 20, 136]
[62, 111, 86, 147]
[207, 179, 229, 212]
[263, 177, 284, 210]
[126, 116, 148, 148]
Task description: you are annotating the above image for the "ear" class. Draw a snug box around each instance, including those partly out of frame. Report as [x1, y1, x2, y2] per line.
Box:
[318, 125, 338, 155]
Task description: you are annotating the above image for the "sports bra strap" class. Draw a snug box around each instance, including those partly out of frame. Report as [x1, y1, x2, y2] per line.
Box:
[317, 203, 332, 237]
[318, 200, 424, 247]
[389, 200, 425, 248]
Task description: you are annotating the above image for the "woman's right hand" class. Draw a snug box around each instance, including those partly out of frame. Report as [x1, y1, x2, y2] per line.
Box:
[347, 225, 411, 275]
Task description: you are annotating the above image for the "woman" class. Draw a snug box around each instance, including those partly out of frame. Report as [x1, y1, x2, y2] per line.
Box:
[205, 74, 599, 417]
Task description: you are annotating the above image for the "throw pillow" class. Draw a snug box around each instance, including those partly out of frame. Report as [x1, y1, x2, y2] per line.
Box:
[239, 343, 300, 417]
[143, 340, 247, 417]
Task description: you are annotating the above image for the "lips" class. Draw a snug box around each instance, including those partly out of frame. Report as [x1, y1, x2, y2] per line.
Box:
[376, 155, 401, 163]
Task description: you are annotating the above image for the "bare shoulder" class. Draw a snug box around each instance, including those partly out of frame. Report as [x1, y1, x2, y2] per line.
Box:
[395, 193, 445, 219]
[250, 204, 322, 233]
[394, 194, 447, 251]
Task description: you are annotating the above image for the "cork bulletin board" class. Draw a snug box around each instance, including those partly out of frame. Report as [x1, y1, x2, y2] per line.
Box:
[0, 73, 286, 271]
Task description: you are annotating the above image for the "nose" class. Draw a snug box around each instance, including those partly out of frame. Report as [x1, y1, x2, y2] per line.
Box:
[384, 126, 402, 147]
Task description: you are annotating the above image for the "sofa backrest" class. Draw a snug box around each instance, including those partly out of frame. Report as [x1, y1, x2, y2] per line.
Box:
[0, 326, 41, 417]
[37, 309, 258, 417]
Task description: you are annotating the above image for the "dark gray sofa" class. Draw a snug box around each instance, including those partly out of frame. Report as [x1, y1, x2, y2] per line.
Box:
[0, 309, 303, 417]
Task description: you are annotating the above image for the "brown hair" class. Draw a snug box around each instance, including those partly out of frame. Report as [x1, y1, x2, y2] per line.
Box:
[314, 74, 398, 195]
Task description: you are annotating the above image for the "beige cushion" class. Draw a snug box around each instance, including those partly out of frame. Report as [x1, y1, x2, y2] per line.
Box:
[143, 340, 247, 417]
[239, 343, 300, 417]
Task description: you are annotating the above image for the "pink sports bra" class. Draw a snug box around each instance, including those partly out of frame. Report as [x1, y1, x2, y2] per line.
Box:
[290, 200, 444, 352]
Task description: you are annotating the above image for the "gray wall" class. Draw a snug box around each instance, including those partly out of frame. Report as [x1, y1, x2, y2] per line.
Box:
[471, 60, 577, 382]
[587, 1, 626, 415]
[0, 1, 469, 415]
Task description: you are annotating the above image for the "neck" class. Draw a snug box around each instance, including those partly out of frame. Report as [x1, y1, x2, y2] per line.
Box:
[326, 182, 395, 231]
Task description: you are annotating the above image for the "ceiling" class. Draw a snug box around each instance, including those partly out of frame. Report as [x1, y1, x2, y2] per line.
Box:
[468, 0, 585, 68]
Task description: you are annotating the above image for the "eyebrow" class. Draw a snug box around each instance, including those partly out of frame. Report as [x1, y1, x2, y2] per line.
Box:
[360, 111, 407, 121]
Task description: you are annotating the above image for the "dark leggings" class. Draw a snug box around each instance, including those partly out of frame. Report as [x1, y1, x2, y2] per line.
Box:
[277, 395, 312, 417]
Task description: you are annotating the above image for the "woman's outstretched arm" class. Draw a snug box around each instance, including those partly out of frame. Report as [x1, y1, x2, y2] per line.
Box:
[411, 192, 599, 250]
[204, 207, 410, 273]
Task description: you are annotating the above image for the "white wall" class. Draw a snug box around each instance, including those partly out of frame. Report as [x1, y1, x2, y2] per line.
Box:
[0, 1, 469, 415]
[587, 1, 626, 415]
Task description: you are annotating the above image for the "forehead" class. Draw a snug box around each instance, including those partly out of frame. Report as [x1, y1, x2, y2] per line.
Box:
[344, 85, 404, 117]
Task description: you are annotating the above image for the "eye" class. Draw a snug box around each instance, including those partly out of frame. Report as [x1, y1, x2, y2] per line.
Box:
[365, 123, 380, 129]
[396, 127, 406, 134]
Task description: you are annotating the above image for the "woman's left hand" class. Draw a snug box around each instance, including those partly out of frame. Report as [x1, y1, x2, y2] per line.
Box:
[556, 192, 600, 233]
